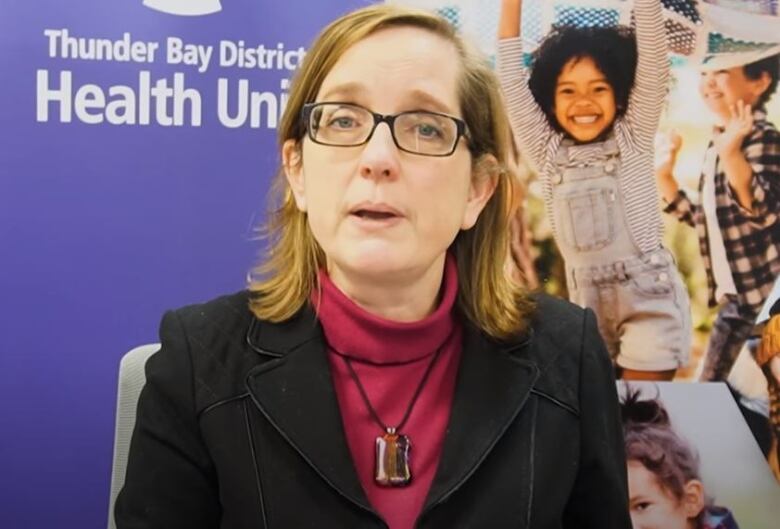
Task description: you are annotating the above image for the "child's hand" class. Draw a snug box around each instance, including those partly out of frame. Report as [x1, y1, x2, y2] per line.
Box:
[654, 129, 682, 180]
[713, 99, 753, 156]
[498, 0, 522, 39]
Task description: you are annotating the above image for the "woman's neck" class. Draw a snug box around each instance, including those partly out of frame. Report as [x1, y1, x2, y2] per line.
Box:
[325, 255, 447, 322]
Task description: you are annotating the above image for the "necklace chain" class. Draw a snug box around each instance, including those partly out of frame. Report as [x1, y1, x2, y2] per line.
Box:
[340, 336, 449, 434]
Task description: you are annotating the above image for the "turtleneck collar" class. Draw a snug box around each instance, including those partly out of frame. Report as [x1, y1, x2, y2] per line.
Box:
[315, 253, 458, 365]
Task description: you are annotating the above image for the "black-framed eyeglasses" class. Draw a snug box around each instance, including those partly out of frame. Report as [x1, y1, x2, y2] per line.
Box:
[301, 102, 470, 157]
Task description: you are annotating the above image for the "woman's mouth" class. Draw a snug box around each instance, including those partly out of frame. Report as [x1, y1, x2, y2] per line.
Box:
[352, 210, 398, 220]
[348, 203, 404, 228]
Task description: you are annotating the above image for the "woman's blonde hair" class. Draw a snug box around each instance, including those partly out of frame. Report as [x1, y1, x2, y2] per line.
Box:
[249, 4, 534, 340]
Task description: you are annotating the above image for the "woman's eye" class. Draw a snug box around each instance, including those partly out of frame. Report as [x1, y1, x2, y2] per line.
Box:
[559, 88, 575, 95]
[633, 502, 651, 512]
[416, 123, 443, 138]
[594, 85, 610, 93]
[328, 116, 357, 129]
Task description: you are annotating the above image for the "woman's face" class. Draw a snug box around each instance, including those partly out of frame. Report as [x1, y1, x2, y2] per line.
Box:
[553, 55, 616, 142]
[628, 461, 701, 529]
[284, 26, 495, 286]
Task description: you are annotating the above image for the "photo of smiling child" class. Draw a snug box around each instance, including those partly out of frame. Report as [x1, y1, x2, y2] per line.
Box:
[655, 31, 780, 445]
[498, 0, 691, 380]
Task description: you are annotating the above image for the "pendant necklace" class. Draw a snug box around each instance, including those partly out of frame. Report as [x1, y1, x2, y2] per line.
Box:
[340, 340, 446, 488]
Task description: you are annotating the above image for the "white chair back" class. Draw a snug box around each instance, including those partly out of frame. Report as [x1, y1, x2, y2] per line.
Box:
[107, 343, 160, 529]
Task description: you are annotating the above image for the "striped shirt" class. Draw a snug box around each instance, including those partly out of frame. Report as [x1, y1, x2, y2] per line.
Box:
[497, 0, 668, 256]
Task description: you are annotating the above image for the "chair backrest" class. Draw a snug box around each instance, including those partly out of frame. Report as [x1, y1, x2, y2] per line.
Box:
[107, 343, 160, 529]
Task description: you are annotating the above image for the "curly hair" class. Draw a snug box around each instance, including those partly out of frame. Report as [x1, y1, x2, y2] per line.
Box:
[743, 54, 779, 110]
[620, 386, 701, 502]
[528, 25, 638, 134]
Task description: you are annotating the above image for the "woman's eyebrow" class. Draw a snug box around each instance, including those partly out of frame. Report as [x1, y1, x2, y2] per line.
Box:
[401, 89, 454, 114]
[318, 82, 366, 101]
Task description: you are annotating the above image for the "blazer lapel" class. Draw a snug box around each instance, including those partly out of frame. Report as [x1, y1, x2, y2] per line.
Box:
[243, 307, 539, 517]
[244, 309, 375, 514]
[423, 323, 539, 511]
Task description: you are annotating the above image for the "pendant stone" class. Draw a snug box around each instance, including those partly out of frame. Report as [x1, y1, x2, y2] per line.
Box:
[375, 428, 411, 487]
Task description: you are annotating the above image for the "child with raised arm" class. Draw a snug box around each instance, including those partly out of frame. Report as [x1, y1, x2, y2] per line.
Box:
[498, 0, 691, 380]
[655, 52, 780, 391]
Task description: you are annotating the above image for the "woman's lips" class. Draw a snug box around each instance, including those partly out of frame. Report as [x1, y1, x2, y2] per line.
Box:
[352, 210, 397, 220]
[348, 203, 404, 229]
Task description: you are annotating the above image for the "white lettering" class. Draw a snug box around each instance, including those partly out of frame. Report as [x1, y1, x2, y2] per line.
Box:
[218, 40, 305, 71]
[217, 77, 247, 128]
[36, 69, 72, 122]
[138, 71, 150, 125]
[42, 28, 157, 63]
[218, 77, 285, 129]
[219, 40, 237, 67]
[173, 73, 201, 126]
[74, 84, 106, 124]
[167, 37, 212, 73]
[167, 37, 184, 65]
[105, 85, 136, 125]
[151, 77, 174, 127]
[35, 70, 200, 126]
[250, 90, 277, 129]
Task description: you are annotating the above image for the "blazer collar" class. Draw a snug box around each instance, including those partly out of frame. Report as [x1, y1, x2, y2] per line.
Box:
[245, 306, 538, 517]
[422, 322, 538, 512]
[245, 304, 374, 514]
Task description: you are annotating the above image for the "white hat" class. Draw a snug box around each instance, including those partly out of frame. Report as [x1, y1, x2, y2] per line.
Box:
[698, 44, 780, 71]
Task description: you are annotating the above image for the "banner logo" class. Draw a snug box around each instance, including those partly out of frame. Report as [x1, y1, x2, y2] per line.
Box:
[143, 0, 222, 16]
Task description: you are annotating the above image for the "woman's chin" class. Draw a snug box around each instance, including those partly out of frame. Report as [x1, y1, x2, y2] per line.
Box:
[334, 244, 418, 279]
[347, 253, 407, 277]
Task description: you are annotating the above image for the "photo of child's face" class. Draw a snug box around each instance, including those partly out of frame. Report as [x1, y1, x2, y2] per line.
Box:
[628, 461, 698, 529]
[698, 66, 769, 121]
[553, 55, 617, 142]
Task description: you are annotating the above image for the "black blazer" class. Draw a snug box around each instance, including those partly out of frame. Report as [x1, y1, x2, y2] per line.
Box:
[115, 290, 631, 528]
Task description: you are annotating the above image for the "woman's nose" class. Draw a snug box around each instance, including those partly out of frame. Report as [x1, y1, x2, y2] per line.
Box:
[358, 122, 401, 180]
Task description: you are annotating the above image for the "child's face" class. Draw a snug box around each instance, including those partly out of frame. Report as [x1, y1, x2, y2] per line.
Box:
[553, 56, 616, 142]
[699, 66, 770, 122]
[628, 461, 700, 529]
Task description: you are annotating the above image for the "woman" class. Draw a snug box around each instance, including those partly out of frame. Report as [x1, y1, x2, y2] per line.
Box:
[115, 5, 630, 528]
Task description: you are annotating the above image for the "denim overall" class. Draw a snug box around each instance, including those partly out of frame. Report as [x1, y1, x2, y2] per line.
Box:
[551, 138, 691, 370]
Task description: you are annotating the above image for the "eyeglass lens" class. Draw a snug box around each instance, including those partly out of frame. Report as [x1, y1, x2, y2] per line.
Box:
[308, 103, 459, 155]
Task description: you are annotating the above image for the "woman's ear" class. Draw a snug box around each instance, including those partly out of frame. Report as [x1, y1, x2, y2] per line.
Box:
[461, 153, 500, 230]
[681, 479, 706, 519]
[283, 139, 306, 211]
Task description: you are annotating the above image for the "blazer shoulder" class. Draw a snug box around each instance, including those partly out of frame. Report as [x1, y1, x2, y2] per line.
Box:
[159, 290, 260, 411]
[529, 292, 588, 346]
[524, 293, 592, 415]
[172, 290, 253, 331]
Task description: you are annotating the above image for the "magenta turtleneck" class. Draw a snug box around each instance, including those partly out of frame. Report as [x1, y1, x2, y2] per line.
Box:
[316, 254, 463, 529]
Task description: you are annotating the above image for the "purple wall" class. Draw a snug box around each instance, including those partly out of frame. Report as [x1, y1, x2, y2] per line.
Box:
[0, 1, 368, 527]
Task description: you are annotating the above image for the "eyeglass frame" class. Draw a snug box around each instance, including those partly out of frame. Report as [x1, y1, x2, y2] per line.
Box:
[301, 101, 472, 157]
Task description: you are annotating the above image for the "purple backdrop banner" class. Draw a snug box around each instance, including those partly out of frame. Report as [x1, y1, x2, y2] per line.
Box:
[0, 1, 368, 527]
